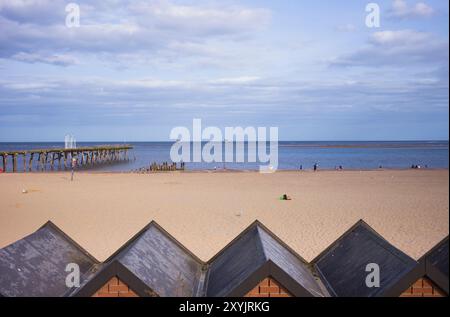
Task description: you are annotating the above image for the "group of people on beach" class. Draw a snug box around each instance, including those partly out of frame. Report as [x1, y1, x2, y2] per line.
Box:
[297, 163, 429, 171]
[411, 164, 428, 169]
[299, 163, 321, 171]
[300, 163, 345, 171]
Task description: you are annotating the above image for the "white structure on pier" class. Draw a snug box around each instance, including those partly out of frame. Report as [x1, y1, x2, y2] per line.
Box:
[64, 135, 77, 149]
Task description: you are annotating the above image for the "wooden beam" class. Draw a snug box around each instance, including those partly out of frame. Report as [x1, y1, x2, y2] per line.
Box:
[22, 153, 26, 172]
[50, 153, 55, 171]
[28, 153, 34, 172]
[64, 152, 68, 169]
[12, 154, 17, 173]
[58, 153, 62, 170]
[1, 155, 6, 172]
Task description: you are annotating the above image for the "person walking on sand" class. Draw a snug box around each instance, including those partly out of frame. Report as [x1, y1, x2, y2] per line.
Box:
[313, 162, 318, 172]
[71, 157, 77, 181]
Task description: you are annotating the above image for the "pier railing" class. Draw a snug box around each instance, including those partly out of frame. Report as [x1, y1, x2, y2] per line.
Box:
[0, 145, 133, 173]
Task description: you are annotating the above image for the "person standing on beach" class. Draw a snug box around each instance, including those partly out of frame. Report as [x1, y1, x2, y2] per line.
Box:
[313, 163, 318, 172]
[71, 157, 77, 181]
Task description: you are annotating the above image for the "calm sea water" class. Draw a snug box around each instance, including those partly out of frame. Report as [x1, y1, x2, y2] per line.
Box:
[0, 141, 448, 172]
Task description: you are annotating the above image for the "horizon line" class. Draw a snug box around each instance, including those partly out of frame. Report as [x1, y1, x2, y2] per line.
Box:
[0, 139, 448, 143]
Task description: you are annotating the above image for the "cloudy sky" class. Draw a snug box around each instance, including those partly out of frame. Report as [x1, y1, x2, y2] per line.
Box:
[0, 0, 448, 141]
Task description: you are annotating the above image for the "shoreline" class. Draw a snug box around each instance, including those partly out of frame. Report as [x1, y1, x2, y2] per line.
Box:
[1, 167, 449, 175]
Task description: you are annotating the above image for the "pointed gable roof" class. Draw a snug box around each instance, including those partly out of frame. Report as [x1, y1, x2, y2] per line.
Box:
[313, 220, 422, 297]
[0, 221, 97, 297]
[205, 221, 326, 297]
[75, 222, 206, 297]
[423, 237, 449, 294]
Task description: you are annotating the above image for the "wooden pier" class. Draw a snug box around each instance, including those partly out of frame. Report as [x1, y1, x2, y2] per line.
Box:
[0, 145, 133, 173]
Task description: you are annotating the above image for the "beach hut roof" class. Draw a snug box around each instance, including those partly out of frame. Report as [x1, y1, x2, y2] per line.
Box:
[0, 221, 97, 297]
[205, 221, 326, 297]
[313, 220, 422, 297]
[423, 237, 449, 294]
[74, 222, 206, 297]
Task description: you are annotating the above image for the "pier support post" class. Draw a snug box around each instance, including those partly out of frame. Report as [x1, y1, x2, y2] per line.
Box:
[29, 153, 34, 172]
[22, 154, 26, 172]
[12, 154, 17, 173]
[40, 152, 44, 171]
[44, 152, 49, 171]
[50, 153, 55, 171]
[37, 153, 41, 171]
[1, 154, 6, 172]
[64, 153, 68, 170]
[58, 153, 62, 170]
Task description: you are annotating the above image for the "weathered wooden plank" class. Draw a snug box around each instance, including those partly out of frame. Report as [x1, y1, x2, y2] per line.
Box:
[12, 154, 17, 173]
[22, 154, 26, 172]
[1, 154, 6, 172]
[28, 153, 34, 172]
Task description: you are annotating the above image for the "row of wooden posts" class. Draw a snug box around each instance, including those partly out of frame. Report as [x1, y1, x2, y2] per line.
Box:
[150, 161, 185, 171]
[135, 162, 186, 173]
[0, 145, 133, 173]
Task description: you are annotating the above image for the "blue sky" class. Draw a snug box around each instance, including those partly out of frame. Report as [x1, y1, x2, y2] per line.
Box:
[0, 0, 448, 141]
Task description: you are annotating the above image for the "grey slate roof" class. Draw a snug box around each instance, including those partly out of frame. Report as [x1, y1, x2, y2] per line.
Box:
[313, 220, 422, 297]
[74, 222, 206, 297]
[424, 237, 449, 294]
[1, 219, 443, 297]
[0, 222, 97, 297]
[205, 222, 326, 297]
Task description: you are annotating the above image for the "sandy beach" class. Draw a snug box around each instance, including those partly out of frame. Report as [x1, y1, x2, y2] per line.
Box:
[0, 169, 448, 263]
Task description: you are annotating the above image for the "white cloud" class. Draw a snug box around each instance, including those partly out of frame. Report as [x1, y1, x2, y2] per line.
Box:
[128, 0, 271, 35]
[0, 0, 271, 66]
[370, 30, 431, 45]
[390, 0, 434, 18]
[11, 52, 78, 66]
[0, 0, 65, 24]
[1, 80, 60, 91]
[209, 76, 261, 85]
[331, 30, 448, 68]
[335, 24, 357, 32]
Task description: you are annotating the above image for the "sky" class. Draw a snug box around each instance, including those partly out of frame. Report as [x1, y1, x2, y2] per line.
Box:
[0, 0, 448, 141]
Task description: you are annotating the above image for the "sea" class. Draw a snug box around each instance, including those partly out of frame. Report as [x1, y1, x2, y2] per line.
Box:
[0, 141, 448, 172]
